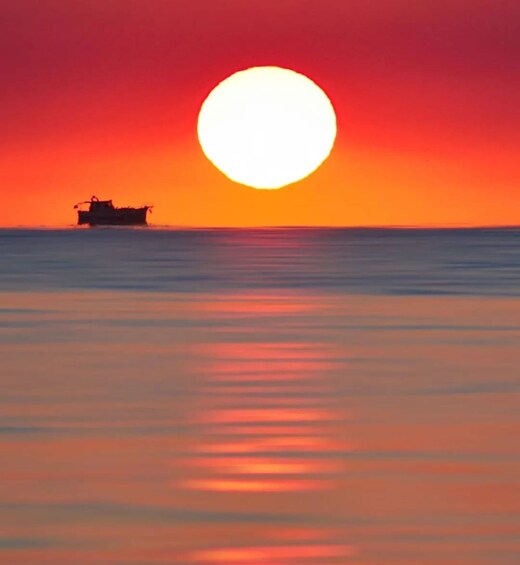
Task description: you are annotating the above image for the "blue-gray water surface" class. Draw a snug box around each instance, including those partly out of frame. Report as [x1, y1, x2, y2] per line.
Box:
[0, 228, 519, 565]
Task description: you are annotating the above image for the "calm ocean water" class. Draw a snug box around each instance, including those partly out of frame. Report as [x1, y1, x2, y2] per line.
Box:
[1, 228, 519, 564]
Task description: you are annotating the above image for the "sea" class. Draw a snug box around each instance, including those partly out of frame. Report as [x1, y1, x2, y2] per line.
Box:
[0, 227, 519, 565]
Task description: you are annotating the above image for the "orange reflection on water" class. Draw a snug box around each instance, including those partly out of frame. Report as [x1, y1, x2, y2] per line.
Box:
[195, 435, 345, 454]
[206, 342, 333, 360]
[190, 543, 355, 563]
[201, 407, 334, 425]
[184, 478, 323, 493]
[183, 293, 349, 495]
[200, 298, 315, 315]
[180, 293, 358, 562]
[204, 425, 333, 437]
[193, 456, 339, 475]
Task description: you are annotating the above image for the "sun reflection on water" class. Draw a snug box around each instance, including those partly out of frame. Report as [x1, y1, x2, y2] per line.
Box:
[181, 292, 357, 562]
[185, 338, 347, 492]
[189, 541, 356, 563]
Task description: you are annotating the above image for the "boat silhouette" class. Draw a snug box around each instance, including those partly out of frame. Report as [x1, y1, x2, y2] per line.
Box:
[74, 196, 152, 226]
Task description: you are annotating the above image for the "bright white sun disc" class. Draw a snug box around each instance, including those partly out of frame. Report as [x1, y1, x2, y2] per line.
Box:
[197, 66, 337, 189]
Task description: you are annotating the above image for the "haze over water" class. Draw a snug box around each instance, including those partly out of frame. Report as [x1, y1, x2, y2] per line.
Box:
[1, 228, 519, 564]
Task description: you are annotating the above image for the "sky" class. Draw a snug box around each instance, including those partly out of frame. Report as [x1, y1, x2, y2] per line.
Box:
[0, 0, 518, 227]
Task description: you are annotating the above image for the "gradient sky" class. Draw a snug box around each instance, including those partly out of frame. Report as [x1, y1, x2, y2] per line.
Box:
[1, 0, 518, 226]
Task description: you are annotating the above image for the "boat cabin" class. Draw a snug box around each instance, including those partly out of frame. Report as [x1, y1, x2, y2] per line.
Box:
[74, 196, 114, 212]
[89, 198, 114, 212]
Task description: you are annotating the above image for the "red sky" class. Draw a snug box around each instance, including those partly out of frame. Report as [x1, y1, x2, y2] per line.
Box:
[0, 0, 518, 226]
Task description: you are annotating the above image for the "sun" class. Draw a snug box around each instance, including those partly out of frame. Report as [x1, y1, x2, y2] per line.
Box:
[197, 66, 337, 190]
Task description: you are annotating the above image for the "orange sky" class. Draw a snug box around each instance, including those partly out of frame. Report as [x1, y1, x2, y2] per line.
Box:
[1, 0, 518, 227]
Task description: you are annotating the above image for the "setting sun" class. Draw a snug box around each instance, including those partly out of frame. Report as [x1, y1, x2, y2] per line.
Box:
[197, 66, 337, 190]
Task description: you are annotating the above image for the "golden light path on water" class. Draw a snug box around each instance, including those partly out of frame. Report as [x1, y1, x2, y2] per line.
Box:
[181, 292, 356, 563]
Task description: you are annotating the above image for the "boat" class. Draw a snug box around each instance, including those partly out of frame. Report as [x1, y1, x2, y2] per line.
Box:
[74, 196, 152, 226]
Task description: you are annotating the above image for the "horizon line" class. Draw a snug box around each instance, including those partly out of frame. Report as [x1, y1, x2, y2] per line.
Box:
[1, 224, 519, 231]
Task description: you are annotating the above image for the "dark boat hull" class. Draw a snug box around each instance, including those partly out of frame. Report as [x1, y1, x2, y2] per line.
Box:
[78, 207, 149, 226]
